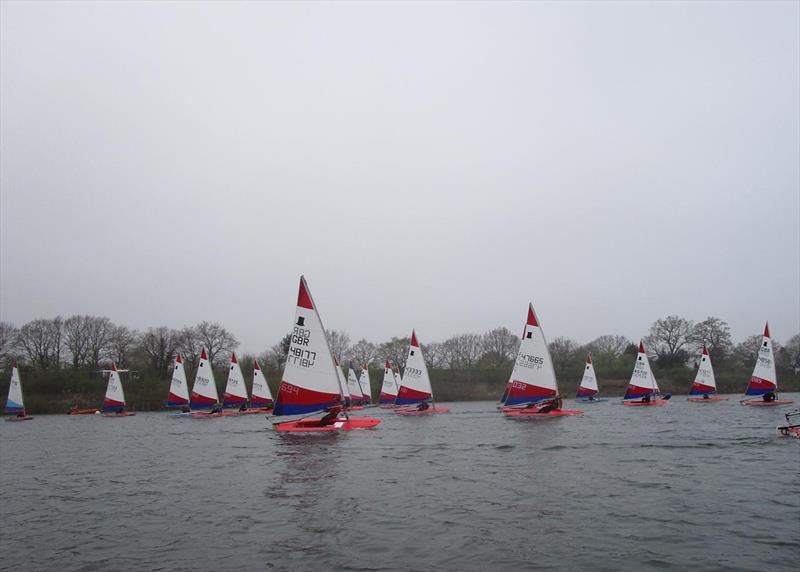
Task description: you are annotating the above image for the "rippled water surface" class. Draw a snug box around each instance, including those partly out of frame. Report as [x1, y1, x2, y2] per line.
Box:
[1, 396, 798, 571]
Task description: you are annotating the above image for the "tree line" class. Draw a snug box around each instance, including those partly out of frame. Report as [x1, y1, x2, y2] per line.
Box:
[0, 314, 798, 412]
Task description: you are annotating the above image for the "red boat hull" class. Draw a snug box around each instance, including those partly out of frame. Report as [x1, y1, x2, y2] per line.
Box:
[102, 412, 136, 417]
[503, 408, 583, 417]
[190, 412, 224, 418]
[5, 416, 33, 422]
[273, 417, 381, 432]
[741, 399, 794, 406]
[68, 408, 99, 415]
[623, 399, 669, 406]
[777, 425, 800, 438]
[688, 396, 730, 402]
[394, 407, 450, 415]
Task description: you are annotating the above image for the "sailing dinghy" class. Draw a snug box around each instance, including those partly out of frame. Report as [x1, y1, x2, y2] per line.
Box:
[102, 363, 135, 416]
[687, 346, 728, 402]
[500, 304, 582, 417]
[167, 353, 191, 415]
[222, 352, 249, 414]
[741, 324, 793, 406]
[248, 359, 274, 412]
[394, 330, 449, 415]
[378, 361, 399, 408]
[358, 363, 374, 406]
[269, 276, 380, 432]
[576, 354, 607, 403]
[190, 347, 223, 417]
[5, 361, 32, 421]
[623, 342, 668, 406]
[347, 366, 365, 409]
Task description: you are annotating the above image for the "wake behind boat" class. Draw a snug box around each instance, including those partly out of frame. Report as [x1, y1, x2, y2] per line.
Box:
[269, 276, 380, 432]
[740, 324, 793, 406]
[499, 303, 582, 417]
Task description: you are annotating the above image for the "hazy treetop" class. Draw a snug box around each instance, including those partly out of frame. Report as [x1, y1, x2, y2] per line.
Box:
[1, 1, 798, 353]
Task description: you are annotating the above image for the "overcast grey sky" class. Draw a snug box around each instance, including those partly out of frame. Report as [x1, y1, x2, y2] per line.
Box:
[1, 1, 798, 354]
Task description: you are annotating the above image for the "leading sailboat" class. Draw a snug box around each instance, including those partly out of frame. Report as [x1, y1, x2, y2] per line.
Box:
[499, 303, 582, 417]
[269, 276, 380, 432]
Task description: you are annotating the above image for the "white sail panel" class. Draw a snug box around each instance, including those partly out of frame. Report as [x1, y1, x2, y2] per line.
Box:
[576, 354, 599, 397]
[503, 304, 559, 406]
[358, 365, 372, 403]
[746, 323, 778, 395]
[167, 353, 190, 406]
[103, 363, 126, 411]
[624, 342, 658, 399]
[5, 362, 25, 413]
[190, 347, 220, 408]
[251, 359, 274, 406]
[396, 331, 434, 404]
[223, 352, 249, 406]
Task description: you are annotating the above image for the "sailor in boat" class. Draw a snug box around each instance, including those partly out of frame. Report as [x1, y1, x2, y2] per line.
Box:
[763, 391, 776, 402]
[417, 399, 432, 411]
[16, 410, 27, 418]
[238, 402, 248, 412]
[703, 394, 710, 400]
[180, 405, 191, 413]
[641, 395, 651, 404]
[319, 405, 344, 426]
[210, 402, 223, 414]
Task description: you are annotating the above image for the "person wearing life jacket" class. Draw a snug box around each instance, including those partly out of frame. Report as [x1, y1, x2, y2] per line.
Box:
[319, 405, 343, 426]
[763, 391, 776, 402]
[16, 410, 26, 418]
[702, 394, 710, 400]
[238, 402, 248, 412]
[210, 403, 223, 414]
[642, 394, 651, 404]
[417, 399, 431, 411]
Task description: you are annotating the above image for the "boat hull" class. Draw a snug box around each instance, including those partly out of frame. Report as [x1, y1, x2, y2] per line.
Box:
[503, 408, 583, 417]
[688, 396, 729, 402]
[68, 408, 98, 415]
[102, 412, 136, 417]
[394, 407, 450, 415]
[273, 417, 381, 432]
[623, 399, 669, 406]
[577, 398, 608, 403]
[741, 399, 794, 406]
[189, 412, 224, 418]
[777, 425, 800, 438]
[5, 415, 33, 422]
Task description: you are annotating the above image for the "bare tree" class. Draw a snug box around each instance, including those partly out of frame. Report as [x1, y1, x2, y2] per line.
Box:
[441, 334, 483, 368]
[139, 326, 179, 373]
[268, 333, 292, 371]
[0, 322, 18, 366]
[548, 336, 578, 381]
[732, 334, 763, 371]
[194, 321, 239, 366]
[348, 339, 377, 367]
[177, 325, 202, 369]
[326, 329, 351, 363]
[689, 317, 733, 362]
[587, 334, 630, 358]
[64, 315, 90, 367]
[780, 333, 800, 373]
[481, 327, 520, 367]
[644, 315, 694, 367]
[422, 341, 447, 369]
[85, 316, 113, 367]
[107, 325, 139, 367]
[16, 317, 65, 369]
[377, 337, 410, 371]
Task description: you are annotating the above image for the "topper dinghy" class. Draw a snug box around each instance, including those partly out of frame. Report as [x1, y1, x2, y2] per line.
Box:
[378, 361, 399, 408]
[777, 409, 800, 438]
[270, 276, 380, 432]
[346, 366, 366, 408]
[499, 303, 583, 417]
[687, 346, 728, 402]
[189, 347, 224, 417]
[5, 361, 32, 421]
[394, 330, 449, 414]
[102, 363, 136, 416]
[576, 354, 607, 403]
[741, 324, 793, 406]
[622, 342, 668, 406]
[167, 353, 192, 415]
[221, 352, 249, 414]
[358, 363, 374, 406]
[246, 358, 274, 413]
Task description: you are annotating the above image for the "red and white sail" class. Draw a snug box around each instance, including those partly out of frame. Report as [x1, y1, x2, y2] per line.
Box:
[347, 367, 364, 404]
[5, 361, 25, 414]
[103, 362, 127, 411]
[689, 346, 717, 395]
[167, 353, 190, 407]
[501, 304, 559, 406]
[358, 364, 372, 404]
[396, 330, 434, 405]
[379, 361, 399, 404]
[624, 342, 659, 399]
[335, 358, 350, 405]
[576, 354, 599, 398]
[745, 323, 778, 396]
[272, 276, 343, 416]
[190, 347, 220, 409]
[223, 352, 249, 407]
[250, 359, 274, 408]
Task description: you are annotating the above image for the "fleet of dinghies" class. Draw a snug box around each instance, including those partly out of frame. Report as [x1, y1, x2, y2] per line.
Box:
[3, 278, 795, 428]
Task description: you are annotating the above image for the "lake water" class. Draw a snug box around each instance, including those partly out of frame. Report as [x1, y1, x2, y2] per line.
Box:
[1, 396, 798, 571]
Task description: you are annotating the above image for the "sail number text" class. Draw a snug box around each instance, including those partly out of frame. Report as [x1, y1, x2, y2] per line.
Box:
[517, 353, 544, 369]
